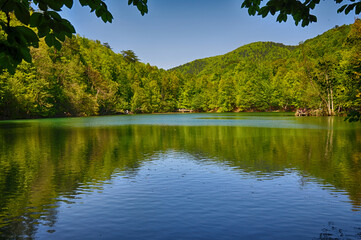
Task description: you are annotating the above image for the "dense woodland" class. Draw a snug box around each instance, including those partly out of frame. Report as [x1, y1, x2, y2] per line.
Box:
[0, 19, 360, 119]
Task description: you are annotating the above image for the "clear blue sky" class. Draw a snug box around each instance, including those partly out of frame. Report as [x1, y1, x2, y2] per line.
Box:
[61, 0, 359, 69]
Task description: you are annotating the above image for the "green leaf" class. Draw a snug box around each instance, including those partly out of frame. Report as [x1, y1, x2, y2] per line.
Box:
[48, 11, 62, 21]
[0, 52, 11, 72]
[345, 4, 354, 14]
[301, 19, 309, 27]
[101, 13, 107, 22]
[47, 0, 63, 11]
[79, 0, 87, 6]
[95, 8, 104, 18]
[53, 38, 62, 50]
[30, 12, 44, 27]
[1, 0, 15, 12]
[19, 46, 32, 62]
[63, 30, 73, 38]
[38, 24, 50, 38]
[248, 7, 257, 16]
[356, 3, 361, 14]
[269, 7, 276, 15]
[106, 12, 113, 23]
[38, 2, 47, 11]
[15, 26, 39, 47]
[45, 34, 56, 47]
[337, 4, 347, 13]
[7, 27, 27, 46]
[45, 34, 62, 50]
[308, 1, 316, 9]
[64, 0, 73, 8]
[309, 15, 317, 23]
[259, 8, 269, 18]
[60, 19, 75, 33]
[54, 31, 66, 41]
[14, 2, 30, 25]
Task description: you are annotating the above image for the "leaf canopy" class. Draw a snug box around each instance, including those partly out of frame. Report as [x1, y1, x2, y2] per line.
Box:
[0, 0, 148, 73]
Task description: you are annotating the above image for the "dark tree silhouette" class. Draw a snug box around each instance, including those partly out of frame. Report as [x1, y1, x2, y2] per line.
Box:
[241, 0, 361, 27]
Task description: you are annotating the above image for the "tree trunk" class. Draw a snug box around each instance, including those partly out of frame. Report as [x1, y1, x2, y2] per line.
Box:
[330, 87, 334, 115]
[327, 90, 331, 116]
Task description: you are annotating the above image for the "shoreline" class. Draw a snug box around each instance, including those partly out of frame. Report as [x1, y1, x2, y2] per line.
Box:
[0, 110, 347, 122]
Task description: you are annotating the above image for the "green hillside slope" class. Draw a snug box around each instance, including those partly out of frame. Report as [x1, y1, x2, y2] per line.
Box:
[172, 23, 359, 114]
[172, 42, 295, 76]
[0, 20, 360, 119]
[0, 36, 184, 119]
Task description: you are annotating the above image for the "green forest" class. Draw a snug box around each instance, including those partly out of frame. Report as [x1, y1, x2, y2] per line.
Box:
[0, 19, 360, 119]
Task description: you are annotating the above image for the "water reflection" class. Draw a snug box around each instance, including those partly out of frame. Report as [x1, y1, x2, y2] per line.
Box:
[0, 115, 361, 239]
[315, 222, 361, 240]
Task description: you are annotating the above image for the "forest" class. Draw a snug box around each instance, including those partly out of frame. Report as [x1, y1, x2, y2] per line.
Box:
[0, 19, 360, 119]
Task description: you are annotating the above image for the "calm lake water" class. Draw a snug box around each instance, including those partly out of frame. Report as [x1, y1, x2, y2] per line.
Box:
[1, 113, 361, 240]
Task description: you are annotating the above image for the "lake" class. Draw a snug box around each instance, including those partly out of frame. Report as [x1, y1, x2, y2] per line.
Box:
[1, 113, 361, 239]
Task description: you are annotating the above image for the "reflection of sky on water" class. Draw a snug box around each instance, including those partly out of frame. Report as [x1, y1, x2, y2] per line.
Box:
[35, 150, 361, 240]
[3, 113, 359, 130]
[1, 113, 361, 239]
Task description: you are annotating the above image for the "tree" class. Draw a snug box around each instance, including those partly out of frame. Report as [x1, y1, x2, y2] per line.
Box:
[121, 50, 140, 63]
[0, 0, 148, 73]
[103, 42, 112, 50]
[241, 0, 361, 27]
[342, 19, 361, 121]
[314, 55, 339, 116]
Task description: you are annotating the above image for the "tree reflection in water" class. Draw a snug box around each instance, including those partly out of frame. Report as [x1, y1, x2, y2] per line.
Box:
[0, 116, 360, 239]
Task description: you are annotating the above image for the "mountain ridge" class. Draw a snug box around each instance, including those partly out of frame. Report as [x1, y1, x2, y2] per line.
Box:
[170, 24, 350, 76]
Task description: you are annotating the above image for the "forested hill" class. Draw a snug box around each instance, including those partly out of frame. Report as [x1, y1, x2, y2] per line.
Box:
[171, 42, 296, 76]
[0, 36, 184, 119]
[171, 25, 350, 77]
[171, 22, 360, 115]
[0, 20, 360, 119]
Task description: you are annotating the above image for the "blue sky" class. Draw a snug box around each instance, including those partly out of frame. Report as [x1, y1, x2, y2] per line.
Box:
[61, 0, 359, 69]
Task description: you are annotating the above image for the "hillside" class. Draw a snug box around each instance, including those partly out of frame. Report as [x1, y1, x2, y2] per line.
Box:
[172, 24, 351, 77]
[0, 36, 184, 119]
[172, 42, 295, 76]
[171, 23, 358, 114]
[0, 20, 360, 119]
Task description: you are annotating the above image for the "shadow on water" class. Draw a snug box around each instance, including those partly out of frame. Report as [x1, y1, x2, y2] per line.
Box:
[0, 115, 361, 239]
[314, 222, 361, 240]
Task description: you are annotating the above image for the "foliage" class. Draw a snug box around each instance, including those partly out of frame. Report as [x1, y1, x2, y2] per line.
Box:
[241, 0, 361, 27]
[121, 50, 140, 63]
[1, 0, 359, 74]
[345, 110, 361, 122]
[173, 21, 360, 118]
[0, 20, 361, 120]
[0, 35, 184, 118]
[0, 0, 148, 73]
[341, 19, 361, 121]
